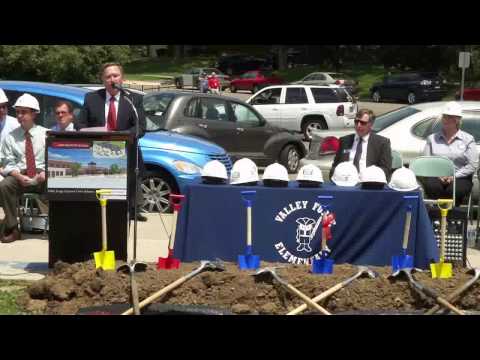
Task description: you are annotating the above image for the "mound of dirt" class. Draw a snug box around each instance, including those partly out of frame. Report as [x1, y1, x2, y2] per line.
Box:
[18, 260, 480, 315]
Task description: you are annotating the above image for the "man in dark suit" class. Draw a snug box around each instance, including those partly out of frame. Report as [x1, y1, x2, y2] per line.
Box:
[77, 62, 148, 221]
[329, 109, 392, 180]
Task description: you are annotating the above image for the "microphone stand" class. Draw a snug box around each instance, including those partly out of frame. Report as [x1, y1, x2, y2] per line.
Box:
[116, 88, 147, 315]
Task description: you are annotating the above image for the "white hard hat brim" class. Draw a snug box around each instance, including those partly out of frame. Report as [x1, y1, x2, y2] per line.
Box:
[332, 179, 359, 187]
[387, 183, 420, 192]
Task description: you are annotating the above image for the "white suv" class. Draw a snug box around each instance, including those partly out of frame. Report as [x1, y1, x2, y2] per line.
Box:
[246, 85, 358, 140]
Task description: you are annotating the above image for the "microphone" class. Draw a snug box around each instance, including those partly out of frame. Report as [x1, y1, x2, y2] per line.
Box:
[111, 82, 131, 95]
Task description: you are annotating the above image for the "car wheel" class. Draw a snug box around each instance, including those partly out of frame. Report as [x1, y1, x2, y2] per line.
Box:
[140, 170, 176, 213]
[280, 144, 301, 173]
[302, 118, 327, 141]
[372, 90, 381, 102]
[407, 92, 416, 104]
[175, 79, 183, 89]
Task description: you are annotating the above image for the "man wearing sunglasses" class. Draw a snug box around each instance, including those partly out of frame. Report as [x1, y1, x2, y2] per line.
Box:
[329, 108, 392, 180]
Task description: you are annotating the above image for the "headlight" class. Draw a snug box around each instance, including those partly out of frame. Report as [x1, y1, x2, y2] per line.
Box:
[173, 160, 202, 174]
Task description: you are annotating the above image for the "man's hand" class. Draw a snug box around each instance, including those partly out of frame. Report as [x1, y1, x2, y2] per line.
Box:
[439, 176, 454, 184]
[15, 173, 33, 187]
[35, 171, 46, 184]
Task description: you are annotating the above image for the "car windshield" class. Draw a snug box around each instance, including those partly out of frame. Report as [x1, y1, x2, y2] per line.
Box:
[143, 93, 175, 131]
[372, 106, 421, 133]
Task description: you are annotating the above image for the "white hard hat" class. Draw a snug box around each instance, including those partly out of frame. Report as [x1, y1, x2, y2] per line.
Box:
[297, 164, 323, 183]
[201, 160, 228, 180]
[262, 163, 289, 182]
[331, 162, 359, 187]
[442, 101, 462, 118]
[13, 93, 40, 112]
[359, 165, 387, 184]
[388, 167, 419, 192]
[0, 89, 8, 104]
[230, 158, 259, 185]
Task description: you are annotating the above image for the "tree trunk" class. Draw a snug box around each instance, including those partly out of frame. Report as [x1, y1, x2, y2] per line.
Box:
[278, 45, 288, 70]
[174, 45, 184, 59]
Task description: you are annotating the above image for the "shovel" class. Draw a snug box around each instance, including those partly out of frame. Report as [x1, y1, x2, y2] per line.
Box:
[392, 195, 418, 272]
[312, 195, 335, 274]
[253, 267, 331, 315]
[288, 266, 378, 315]
[157, 194, 185, 270]
[430, 199, 453, 279]
[122, 259, 225, 315]
[117, 262, 147, 315]
[425, 267, 480, 315]
[390, 267, 464, 315]
[93, 189, 115, 271]
[238, 191, 260, 270]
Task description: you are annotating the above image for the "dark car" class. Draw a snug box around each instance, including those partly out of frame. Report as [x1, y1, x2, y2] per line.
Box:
[215, 54, 272, 76]
[230, 71, 284, 94]
[370, 72, 447, 104]
[143, 91, 307, 172]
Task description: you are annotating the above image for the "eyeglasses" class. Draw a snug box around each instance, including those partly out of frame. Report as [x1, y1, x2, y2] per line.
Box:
[55, 111, 69, 115]
[354, 119, 370, 126]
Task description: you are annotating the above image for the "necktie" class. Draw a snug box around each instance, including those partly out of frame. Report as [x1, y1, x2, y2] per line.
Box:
[353, 137, 363, 172]
[107, 96, 117, 131]
[25, 131, 36, 178]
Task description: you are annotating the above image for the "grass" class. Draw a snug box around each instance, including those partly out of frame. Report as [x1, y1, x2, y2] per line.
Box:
[0, 280, 31, 315]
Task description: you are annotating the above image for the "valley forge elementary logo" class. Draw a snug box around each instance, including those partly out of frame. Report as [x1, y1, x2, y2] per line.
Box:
[273, 200, 336, 265]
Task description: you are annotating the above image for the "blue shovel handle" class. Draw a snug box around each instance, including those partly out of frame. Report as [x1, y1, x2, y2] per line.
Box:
[241, 190, 256, 208]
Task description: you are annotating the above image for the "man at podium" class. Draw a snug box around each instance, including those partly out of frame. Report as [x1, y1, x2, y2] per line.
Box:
[76, 62, 147, 222]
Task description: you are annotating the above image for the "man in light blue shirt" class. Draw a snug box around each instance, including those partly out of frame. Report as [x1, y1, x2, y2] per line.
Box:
[0, 89, 21, 166]
[50, 100, 76, 132]
[423, 101, 478, 206]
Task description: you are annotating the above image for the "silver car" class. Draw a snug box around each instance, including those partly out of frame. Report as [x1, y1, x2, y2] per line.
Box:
[299, 101, 480, 202]
[292, 72, 358, 95]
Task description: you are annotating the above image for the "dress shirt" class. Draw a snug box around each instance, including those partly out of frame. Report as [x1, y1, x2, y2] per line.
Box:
[1, 124, 48, 175]
[105, 92, 120, 130]
[424, 129, 478, 178]
[50, 122, 75, 132]
[0, 115, 20, 144]
[349, 133, 370, 174]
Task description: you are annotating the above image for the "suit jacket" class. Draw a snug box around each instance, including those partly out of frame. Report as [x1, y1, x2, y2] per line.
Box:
[329, 132, 392, 180]
[76, 89, 146, 137]
[76, 89, 147, 208]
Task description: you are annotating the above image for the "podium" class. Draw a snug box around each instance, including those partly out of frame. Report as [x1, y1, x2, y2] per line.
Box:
[46, 131, 133, 267]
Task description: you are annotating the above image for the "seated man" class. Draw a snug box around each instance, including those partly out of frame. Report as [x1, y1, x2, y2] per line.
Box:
[0, 93, 48, 243]
[50, 100, 76, 131]
[329, 108, 392, 181]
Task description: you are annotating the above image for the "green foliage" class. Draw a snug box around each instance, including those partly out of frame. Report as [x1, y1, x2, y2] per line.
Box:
[0, 45, 132, 83]
[70, 162, 82, 177]
[110, 164, 120, 174]
[0, 280, 30, 315]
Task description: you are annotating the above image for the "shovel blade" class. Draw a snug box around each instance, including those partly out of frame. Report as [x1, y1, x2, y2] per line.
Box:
[238, 254, 260, 270]
[430, 262, 452, 279]
[392, 255, 414, 273]
[157, 256, 181, 270]
[94, 250, 116, 271]
[312, 258, 334, 274]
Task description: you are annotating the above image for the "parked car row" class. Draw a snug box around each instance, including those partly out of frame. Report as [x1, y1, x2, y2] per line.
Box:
[299, 101, 480, 201]
[291, 72, 359, 95]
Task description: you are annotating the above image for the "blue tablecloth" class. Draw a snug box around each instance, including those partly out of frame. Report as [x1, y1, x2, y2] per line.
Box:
[174, 183, 439, 269]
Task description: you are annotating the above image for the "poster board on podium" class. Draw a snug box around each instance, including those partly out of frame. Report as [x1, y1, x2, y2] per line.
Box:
[46, 130, 133, 267]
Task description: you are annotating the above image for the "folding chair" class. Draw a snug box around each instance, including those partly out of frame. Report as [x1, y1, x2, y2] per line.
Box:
[391, 150, 403, 170]
[410, 156, 468, 266]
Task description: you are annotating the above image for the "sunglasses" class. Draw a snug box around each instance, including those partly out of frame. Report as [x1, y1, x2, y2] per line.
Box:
[354, 119, 370, 126]
[0, 104, 8, 109]
[55, 111, 69, 115]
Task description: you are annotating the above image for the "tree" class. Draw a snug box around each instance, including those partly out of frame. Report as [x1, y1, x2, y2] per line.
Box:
[70, 162, 82, 177]
[110, 164, 120, 175]
[0, 45, 132, 83]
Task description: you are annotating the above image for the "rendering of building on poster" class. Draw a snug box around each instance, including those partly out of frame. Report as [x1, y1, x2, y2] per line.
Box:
[47, 139, 128, 200]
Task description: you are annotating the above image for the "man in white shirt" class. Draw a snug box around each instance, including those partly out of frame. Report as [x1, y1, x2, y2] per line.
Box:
[0, 88, 21, 172]
[0, 93, 48, 243]
[50, 100, 76, 132]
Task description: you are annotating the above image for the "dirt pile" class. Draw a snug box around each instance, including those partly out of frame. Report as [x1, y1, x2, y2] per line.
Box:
[17, 260, 480, 315]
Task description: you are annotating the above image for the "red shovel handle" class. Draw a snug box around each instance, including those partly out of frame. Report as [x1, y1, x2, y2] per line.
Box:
[169, 194, 185, 212]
